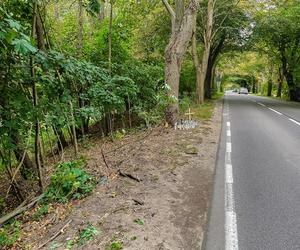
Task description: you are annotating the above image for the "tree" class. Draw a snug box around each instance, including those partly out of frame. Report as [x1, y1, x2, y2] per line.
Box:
[162, 0, 200, 126]
[253, 1, 300, 101]
[193, 0, 248, 101]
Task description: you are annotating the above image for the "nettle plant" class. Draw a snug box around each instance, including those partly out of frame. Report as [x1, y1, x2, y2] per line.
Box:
[44, 158, 95, 203]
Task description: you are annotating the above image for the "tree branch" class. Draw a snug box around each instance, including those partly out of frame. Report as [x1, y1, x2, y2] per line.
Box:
[161, 0, 175, 20]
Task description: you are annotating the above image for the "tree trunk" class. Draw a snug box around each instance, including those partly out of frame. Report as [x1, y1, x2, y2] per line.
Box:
[277, 67, 283, 98]
[55, 127, 68, 150]
[31, 3, 44, 192]
[77, 0, 84, 55]
[197, 0, 214, 104]
[204, 55, 214, 99]
[163, 0, 200, 126]
[35, 8, 46, 51]
[69, 101, 78, 157]
[108, 1, 113, 75]
[280, 47, 300, 101]
[192, 27, 202, 102]
[11, 134, 36, 179]
[267, 79, 272, 97]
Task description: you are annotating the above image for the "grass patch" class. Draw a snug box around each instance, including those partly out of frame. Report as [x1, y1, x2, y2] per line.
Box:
[190, 101, 214, 120]
[108, 241, 123, 249]
[179, 94, 222, 121]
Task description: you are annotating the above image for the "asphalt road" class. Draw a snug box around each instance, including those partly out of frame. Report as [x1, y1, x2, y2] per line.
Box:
[205, 93, 300, 250]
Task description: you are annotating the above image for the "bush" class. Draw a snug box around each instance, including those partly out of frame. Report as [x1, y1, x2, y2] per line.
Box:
[32, 205, 49, 221]
[44, 159, 95, 203]
[0, 220, 21, 248]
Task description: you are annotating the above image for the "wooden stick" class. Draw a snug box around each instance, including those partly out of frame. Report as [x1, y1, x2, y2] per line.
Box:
[101, 147, 110, 169]
[0, 194, 43, 225]
[35, 219, 72, 250]
[118, 169, 140, 182]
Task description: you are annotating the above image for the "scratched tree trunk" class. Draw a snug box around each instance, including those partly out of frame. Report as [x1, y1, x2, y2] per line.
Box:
[164, 0, 200, 126]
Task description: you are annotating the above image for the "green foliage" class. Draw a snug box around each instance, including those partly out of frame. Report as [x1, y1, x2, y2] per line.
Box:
[109, 242, 123, 250]
[77, 224, 99, 247]
[179, 96, 193, 115]
[44, 159, 95, 203]
[32, 205, 49, 221]
[134, 218, 144, 225]
[0, 8, 37, 55]
[0, 220, 21, 248]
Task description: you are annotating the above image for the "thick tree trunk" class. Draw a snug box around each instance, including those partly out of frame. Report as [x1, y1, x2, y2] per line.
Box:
[35, 9, 46, 51]
[277, 67, 283, 98]
[280, 48, 300, 101]
[204, 55, 214, 99]
[267, 79, 272, 97]
[164, 0, 200, 126]
[197, 0, 214, 104]
[192, 28, 202, 102]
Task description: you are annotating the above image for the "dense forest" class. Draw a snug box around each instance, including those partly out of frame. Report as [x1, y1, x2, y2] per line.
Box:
[0, 0, 300, 248]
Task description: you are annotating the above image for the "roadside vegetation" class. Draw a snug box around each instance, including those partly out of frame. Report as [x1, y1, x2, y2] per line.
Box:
[0, 0, 299, 248]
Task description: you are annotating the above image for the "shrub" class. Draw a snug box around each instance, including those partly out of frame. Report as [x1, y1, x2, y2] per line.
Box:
[0, 220, 21, 248]
[77, 224, 99, 246]
[32, 205, 49, 221]
[44, 159, 95, 203]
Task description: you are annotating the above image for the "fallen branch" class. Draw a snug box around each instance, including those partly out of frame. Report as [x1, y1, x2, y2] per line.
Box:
[35, 219, 72, 250]
[0, 194, 43, 225]
[101, 147, 110, 169]
[118, 169, 141, 182]
[132, 198, 144, 205]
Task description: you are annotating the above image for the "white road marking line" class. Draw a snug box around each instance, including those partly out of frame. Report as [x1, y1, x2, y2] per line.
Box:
[227, 130, 231, 137]
[225, 119, 238, 250]
[225, 211, 239, 250]
[257, 102, 266, 107]
[268, 108, 282, 115]
[256, 102, 300, 126]
[226, 142, 232, 153]
[289, 118, 300, 126]
[226, 164, 233, 184]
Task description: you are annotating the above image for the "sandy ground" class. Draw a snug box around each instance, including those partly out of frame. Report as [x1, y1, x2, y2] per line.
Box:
[14, 100, 222, 250]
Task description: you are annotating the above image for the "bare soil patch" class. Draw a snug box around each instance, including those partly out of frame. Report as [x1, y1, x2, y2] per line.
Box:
[10, 100, 222, 250]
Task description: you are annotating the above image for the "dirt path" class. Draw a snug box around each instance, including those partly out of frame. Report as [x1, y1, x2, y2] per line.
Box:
[18, 100, 222, 250]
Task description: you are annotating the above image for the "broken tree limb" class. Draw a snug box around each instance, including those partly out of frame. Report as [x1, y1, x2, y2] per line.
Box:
[118, 169, 141, 182]
[101, 147, 110, 169]
[132, 198, 144, 205]
[0, 194, 43, 225]
[35, 219, 72, 250]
